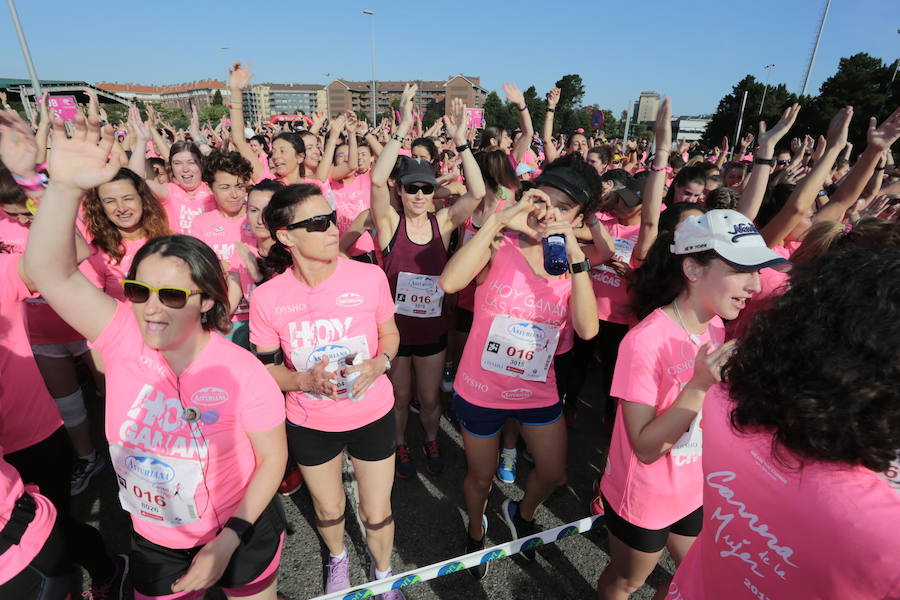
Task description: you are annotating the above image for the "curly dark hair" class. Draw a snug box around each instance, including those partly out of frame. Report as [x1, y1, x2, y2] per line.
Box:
[724, 248, 900, 472]
[201, 150, 253, 186]
[84, 168, 170, 264]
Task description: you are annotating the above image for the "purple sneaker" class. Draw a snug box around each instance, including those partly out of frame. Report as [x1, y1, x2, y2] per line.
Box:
[324, 554, 351, 593]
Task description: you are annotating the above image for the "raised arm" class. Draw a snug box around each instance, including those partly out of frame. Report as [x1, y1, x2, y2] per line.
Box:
[738, 103, 801, 220]
[439, 98, 486, 232]
[542, 87, 561, 163]
[227, 62, 265, 182]
[34, 93, 51, 165]
[762, 106, 853, 247]
[504, 83, 534, 163]
[632, 97, 672, 263]
[188, 103, 213, 157]
[23, 114, 119, 343]
[816, 107, 900, 223]
[126, 105, 170, 199]
[314, 113, 348, 182]
[370, 84, 417, 248]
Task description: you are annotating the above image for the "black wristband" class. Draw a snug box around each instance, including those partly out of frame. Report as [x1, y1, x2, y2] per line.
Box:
[455, 143, 470, 153]
[569, 259, 591, 274]
[547, 108, 555, 113]
[517, 104, 528, 112]
[223, 517, 254, 544]
[874, 166, 885, 171]
[754, 157, 776, 166]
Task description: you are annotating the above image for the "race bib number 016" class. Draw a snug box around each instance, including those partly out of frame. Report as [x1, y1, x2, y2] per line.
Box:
[292, 335, 371, 401]
[395, 272, 444, 318]
[109, 444, 203, 527]
[481, 314, 560, 382]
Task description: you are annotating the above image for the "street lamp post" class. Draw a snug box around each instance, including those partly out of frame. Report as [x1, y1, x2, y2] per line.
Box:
[759, 63, 776, 115]
[6, 0, 42, 119]
[363, 10, 376, 125]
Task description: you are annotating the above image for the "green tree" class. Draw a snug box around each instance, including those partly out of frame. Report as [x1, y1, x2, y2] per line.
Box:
[422, 99, 445, 130]
[554, 74, 585, 111]
[104, 103, 129, 125]
[211, 89, 223, 106]
[199, 104, 228, 123]
[483, 91, 516, 131]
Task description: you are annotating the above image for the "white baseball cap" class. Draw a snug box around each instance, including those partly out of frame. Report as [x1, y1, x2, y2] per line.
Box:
[672, 209, 791, 272]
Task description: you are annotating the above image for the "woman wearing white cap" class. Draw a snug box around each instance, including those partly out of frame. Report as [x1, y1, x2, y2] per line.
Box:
[595, 209, 790, 600]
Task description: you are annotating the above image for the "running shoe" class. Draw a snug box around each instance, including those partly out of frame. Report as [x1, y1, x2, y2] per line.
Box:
[590, 478, 605, 516]
[440, 363, 455, 393]
[408, 398, 421, 414]
[71, 453, 105, 496]
[496, 449, 517, 483]
[82, 553, 129, 600]
[279, 464, 304, 496]
[370, 565, 406, 600]
[466, 515, 489, 579]
[395, 444, 416, 479]
[324, 553, 351, 593]
[422, 439, 443, 475]
[501, 499, 538, 560]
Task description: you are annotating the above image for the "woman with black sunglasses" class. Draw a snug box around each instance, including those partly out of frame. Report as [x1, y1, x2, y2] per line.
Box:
[24, 114, 288, 600]
[249, 183, 404, 597]
[371, 84, 486, 479]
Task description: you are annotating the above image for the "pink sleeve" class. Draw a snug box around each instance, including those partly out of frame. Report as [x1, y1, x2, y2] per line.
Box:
[0, 255, 31, 303]
[88, 301, 133, 356]
[239, 362, 286, 433]
[248, 287, 280, 349]
[375, 269, 395, 323]
[609, 333, 660, 407]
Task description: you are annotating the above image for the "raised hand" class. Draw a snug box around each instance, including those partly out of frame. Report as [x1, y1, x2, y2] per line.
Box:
[311, 109, 326, 129]
[497, 188, 547, 240]
[0, 109, 40, 177]
[546, 87, 561, 110]
[826, 106, 853, 149]
[502, 83, 525, 109]
[444, 97, 467, 143]
[654, 96, 672, 152]
[229, 62, 254, 90]
[757, 103, 800, 152]
[866, 106, 900, 151]
[738, 132, 754, 154]
[399, 83, 418, 124]
[47, 114, 119, 191]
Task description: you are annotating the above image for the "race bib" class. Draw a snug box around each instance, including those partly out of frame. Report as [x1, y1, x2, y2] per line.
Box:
[670, 408, 702, 459]
[292, 335, 371, 401]
[881, 456, 900, 496]
[595, 237, 636, 276]
[480, 314, 560, 382]
[395, 272, 444, 318]
[109, 444, 204, 527]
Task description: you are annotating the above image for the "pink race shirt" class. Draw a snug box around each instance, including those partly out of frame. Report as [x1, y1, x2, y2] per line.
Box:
[453, 234, 573, 410]
[729, 243, 794, 340]
[249, 258, 395, 432]
[0, 215, 28, 254]
[25, 259, 99, 345]
[162, 183, 216, 234]
[601, 308, 725, 529]
[590, 217, 640, 324]
[189, 210, 257, 320]
[331, 172, 375, 256]
[87, 239, 146, 302]
[667, 384, 900, 600]
[91, 303, 285, 549]
[0, 452, 57, 585]
[0, 255, 63, 453]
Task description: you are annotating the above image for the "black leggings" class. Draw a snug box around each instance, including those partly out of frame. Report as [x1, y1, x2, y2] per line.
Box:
[0, 516, 71, 600]
[596, 321, 629, 421]
[5, 427, 114, 583]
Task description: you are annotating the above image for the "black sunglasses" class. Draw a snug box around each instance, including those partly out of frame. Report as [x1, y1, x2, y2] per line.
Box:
[280, 211, 337, 232]
[403, 183, 434, 195]
[122, 280, 202, 309]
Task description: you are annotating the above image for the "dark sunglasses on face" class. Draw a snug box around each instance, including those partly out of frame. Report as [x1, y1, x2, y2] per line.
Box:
[403, 183, 435, 195]
[280, 210, 337, 232]
[122, 280, 202, 309]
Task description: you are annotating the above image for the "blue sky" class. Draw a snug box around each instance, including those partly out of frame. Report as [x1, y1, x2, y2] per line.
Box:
[1, 0, 896, 117]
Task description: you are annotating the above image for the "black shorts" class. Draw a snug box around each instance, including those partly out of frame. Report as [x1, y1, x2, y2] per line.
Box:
[601, 493, 703, 554]
[130, 498, 286, 598]
[0, 516, 71, 600]
[396, 332, 448, 357]
[287, 409, 395, 466]
[455, 308, 474, 333]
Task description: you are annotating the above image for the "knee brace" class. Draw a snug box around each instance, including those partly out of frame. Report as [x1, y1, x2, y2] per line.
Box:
[54, 389, 87, 428]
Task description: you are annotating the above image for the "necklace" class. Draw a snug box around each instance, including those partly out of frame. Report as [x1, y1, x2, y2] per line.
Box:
[673, 299, 702, 346]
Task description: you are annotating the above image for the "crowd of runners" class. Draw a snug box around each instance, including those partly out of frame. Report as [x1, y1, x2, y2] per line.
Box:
[0, 61, 898, 600]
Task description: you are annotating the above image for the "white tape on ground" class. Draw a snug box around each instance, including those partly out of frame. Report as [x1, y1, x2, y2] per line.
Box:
[309, 513, 605, 600]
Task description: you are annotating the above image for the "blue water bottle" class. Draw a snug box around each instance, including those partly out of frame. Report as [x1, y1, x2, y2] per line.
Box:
[542, 234, 569, 275]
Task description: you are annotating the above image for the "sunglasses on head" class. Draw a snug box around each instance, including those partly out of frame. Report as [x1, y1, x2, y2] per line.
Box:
[280, 210, 337, 232]
[122, 280, 202, 309]
[403, 183, 434, 195]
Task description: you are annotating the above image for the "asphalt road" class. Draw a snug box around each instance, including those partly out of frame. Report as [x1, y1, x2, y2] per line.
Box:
[74, 368, 673, 600]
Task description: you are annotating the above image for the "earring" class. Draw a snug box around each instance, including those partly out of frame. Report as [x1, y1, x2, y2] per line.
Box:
[201, 311, 208, 324]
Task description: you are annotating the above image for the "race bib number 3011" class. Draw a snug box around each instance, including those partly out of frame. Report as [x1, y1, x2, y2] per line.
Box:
[395, 272, 444, 318]
[481, 315, 560, 382]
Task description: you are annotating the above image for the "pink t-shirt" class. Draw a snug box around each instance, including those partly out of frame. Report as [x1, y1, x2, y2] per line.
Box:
[90, 303, 285, 549]
[249, 258, 395, 432]
[667, 384, 900, 600]
[0, 255, 63, 453]
[453, 234, 573, 409]
[729, 243, 794, 340]
[330, 171, 375, 256]
[590, 217, 640, 324]
[25, 259, 99, 345]
[162, 183, 216, 234]
[189, 210, 257, 320]
[87, 238, 146, 302]
[601, 308, 725, 529]
[0, 451, 57, 585]
[0, 216, 28, 254]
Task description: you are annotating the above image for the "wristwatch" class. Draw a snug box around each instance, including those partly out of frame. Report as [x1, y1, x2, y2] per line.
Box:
[569, 259, 591, 274]
[382, 353, 392, 373]
[223, 517, 254, 544]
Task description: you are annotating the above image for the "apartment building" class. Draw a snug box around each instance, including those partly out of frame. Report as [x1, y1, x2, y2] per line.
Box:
[326, 75, 486, 118]
[242, 83, 327, 123]
[96, 80, 231, 112]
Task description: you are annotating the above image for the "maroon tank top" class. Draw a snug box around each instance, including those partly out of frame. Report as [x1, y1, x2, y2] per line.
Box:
[382, 212, 449, 345]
